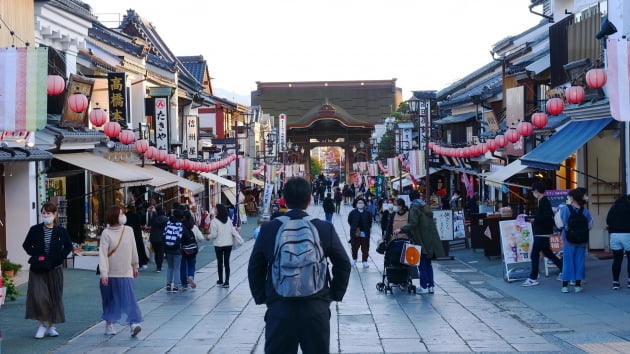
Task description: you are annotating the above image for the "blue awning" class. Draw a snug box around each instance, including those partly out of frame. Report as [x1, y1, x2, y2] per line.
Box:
[520, 118, 613, 170]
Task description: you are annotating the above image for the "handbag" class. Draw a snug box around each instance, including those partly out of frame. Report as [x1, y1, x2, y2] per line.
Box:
[400, 242, 422, 266]
[232, 228, 244, 247]
[29, 255, 54, 273]
[375, 240, 387, 255]
[96, 227, 126, 275]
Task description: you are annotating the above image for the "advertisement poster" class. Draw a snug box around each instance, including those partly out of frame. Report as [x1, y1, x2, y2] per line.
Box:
[453, 210, 466, 239]
[499, 220, 534, 264]
[261, 183, 274, 219]
[545, 189, 569, 211]
[433, 210, 453, 241]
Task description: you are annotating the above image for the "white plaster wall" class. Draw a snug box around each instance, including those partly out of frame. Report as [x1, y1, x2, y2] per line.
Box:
[130, 79, 146, 130]
[5, 163, 38, 268]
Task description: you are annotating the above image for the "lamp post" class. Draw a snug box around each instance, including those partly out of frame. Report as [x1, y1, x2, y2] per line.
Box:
[407, 96, 431, 200]
[233, 110, 253, 227]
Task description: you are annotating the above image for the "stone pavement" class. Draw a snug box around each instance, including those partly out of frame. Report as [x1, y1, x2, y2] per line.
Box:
[6, 201, 630, 353]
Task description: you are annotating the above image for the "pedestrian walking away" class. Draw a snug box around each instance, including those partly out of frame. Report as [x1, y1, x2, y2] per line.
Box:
[606, 194, 630, 290]
[98, 205, 143, 337]
[522, 182, 563, 287]
[322, 192, 336, 223]
[22, 202, 73, 339]
[348, 197, 373, 268]
[125, 205, 149, 270]
[149, 206, 168, 273]
[334, 187, 343, 214]
[248, 177, 351, 354]
[180, 210, 199, 290]
[208, 204, 235, 288]
[163, 208, 185, 292]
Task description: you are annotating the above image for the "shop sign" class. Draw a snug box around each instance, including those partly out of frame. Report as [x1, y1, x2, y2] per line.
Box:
[278, 113, 286, 148]
[186, 115, 198, 159]
[154, 98, 169, 150]
[60, 74, 94, 128]
[107, 72, 128, 128]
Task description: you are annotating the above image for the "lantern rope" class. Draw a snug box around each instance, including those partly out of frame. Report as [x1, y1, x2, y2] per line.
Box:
[0, 13, 30, 47]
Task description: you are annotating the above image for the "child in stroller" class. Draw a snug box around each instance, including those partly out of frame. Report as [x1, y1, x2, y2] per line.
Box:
[376, 238, 417, 294]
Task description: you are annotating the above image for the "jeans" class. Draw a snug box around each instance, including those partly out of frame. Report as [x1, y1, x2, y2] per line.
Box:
[419, 256, 434, 289]
[165, 253, 182, 286]
[325, 213, 333, 223]
[562, 240, 586, 282]
[215, 246, 233, 283]
[180, 255, 196, 287]
[529, 236, 562, 280]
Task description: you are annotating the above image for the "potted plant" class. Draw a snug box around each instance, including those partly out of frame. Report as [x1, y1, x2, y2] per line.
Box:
[1, 260, 22, 278]
[1, 272, 21, 301]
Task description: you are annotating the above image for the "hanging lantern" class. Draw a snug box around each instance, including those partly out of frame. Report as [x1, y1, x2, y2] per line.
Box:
[145, 146, 158, 159]
[531, 112, 549, 128]
[166, 154, 177, 166]
[486, 139, 498, 152]
[506, 129, 520, 143]
[565, 86, 585, 104]
[89, 105, 108, 127]
[118, 130, 135, 145]
[546, 97, 564, 116]
[183, 159, 191, 170]
[473, 144, 482, 155]
[456, 148, 464, 158]
[68, 93, 89, 113]
[134, 139, 149, 154]
[173, 159, 184, 170]
[585, 68, 607, 89]
[479, 142, 488, 154]
[47, 75, 65, 95]
[103, 121, 121, 138]
[495, 134, 507, 147]
[428, 142, 436, 150]
[155, 149, 167, 162]
[517, 122, 534, 137]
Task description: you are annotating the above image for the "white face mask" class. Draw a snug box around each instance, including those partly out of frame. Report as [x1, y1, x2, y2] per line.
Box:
[356, 203, 365, 210]
[393, 206, 400, 212]
[118, 214, 127, 225]
[42, 216, 55, 224]
[566, 197, 573, 204]
[387, 204, 394, 211]
[584, 196, 589, 201]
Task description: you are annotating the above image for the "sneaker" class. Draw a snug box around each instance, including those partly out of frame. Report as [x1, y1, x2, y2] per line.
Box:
[165, 284, 172, 292]
[428, 287, 434, 294]
[181, 286, 188, 291]
[141, 265, 148, 270]
[521, 278, 540, 287]
[417, 287, 430, 294]
[575, 286, 583, 293]
[362, 261, 369, 268]
[613, 282, 621, 290]
[222, 283, 230, 288]
[216, 280, 223, 285]
[35, 325, 47, 339]
[171, 286, 179, 293]
[47, 327, 59, 337]
[131, 323, 141, 337]
[105, 324, 116, 336]
[351, 260, 357, 267]
[561, 287, 569, 293]
[156, 269, 161, 273]
[569, 281, 576, 286]
[556, 273, 563, 281]
[188, 276, 196, 289]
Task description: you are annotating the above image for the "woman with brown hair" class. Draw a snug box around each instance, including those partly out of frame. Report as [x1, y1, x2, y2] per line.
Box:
[22, 202, 73, 339]
[98, 205, 143, 336]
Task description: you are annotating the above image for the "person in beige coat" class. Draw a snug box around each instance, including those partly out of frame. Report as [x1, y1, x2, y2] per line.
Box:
[208, 204, 235, 287]
[99, 205, 143, 337]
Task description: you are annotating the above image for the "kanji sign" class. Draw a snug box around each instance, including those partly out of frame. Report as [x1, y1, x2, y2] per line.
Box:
[154, 97, 169, 151]
[107, 72, 127, 128]
[186, 115, 198, 159]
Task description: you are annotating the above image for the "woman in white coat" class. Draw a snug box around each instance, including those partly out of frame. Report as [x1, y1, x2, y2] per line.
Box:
[208, 204, 235, 288]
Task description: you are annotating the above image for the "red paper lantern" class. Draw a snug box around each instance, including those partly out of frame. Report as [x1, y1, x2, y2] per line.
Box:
[531, 112, 549, 128]
[565, 86, 585, 104]
[103, 121, 121, 138]
[486, 139, 497, 152]
[473, 144, 482, 155]
[506, 129, 520, 143]
[47, 75, 65, 95]
[428, 142, 436, 150]
[173, 159, 184, 170]
[134, 139, 149, 154]
[517, 122, 534, 137]
[89, 108, 108, 127]
[585, 68, 607, 89]
[68, 93, 89, 113]
[166, 154, 177, 166]
[183, 159, 191, 170]
[546, 97, 564, 116]
[155, 149, 167, 162]
[145, 146, 158, 159]
[479, 142, 488, 154]
[118, 130, 135, 145]
[456, 148, 463, 158]
[495, 134, 507, 147]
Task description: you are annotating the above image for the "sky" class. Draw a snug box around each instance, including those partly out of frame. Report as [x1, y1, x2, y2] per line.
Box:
[88, 0, 543, 105]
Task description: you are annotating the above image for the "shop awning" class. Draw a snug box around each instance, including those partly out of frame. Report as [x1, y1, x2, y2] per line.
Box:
[248, 178, 265, 187]
[199, 172, 236, 188]
[520, 118, 613, 170]
[485, 160, 534, 187]
[123, 164, 179, 191]
[222, 186, 236, 205]
[175, 176, 204, 195]
[54, 153, 151, 187]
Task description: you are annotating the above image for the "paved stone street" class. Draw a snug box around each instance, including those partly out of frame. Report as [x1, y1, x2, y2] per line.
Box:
[4, 201, 630, 353]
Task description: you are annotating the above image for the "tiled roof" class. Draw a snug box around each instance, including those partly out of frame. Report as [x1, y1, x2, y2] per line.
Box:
[438, 73, 503, 110]
[88, 23, 145, 57]
[38, 0, 97, 22]
[178, 56, 206, 84]
[0, 146, 53, 162]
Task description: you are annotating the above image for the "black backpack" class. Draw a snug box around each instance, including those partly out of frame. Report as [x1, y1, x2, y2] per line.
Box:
[566, 206, 589, 244]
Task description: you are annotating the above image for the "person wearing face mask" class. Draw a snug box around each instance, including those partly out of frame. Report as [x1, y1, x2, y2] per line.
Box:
[347, 197, 373, 268]
[387, 198, 410, 241]
[23, 202, 73, 339]
[522, 182, 563, 287]
[98, 205, 143, 337]
[380, 198, 394, 240]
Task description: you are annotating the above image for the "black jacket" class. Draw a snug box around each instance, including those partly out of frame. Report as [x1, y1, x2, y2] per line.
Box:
[149, 215, 169, 243]
[607, 197, 630, 233]
[532, 196, 554, 235]
[322, 197, 336, 214]
[22, 224, 73, 269]
[248, 209, 351, 317]
[347, 209, 373, 239]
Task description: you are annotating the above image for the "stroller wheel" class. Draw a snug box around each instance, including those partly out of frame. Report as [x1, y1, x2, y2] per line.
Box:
[376, 283, 385, 291]
[411, 285, 417, 294]
[386, 286, 393, 294]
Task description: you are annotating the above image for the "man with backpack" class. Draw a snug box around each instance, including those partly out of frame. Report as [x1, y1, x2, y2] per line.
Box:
[163, 208, 185, 292]
[248, 177, 351, 354]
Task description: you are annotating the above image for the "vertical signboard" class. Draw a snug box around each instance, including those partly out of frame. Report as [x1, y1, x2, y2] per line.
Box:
[506, 86, 525, 156]
[107, 72, 127, 128]
[186, 115, 198, 159]
[278, 113, 286, 149]
[419, 99, 430, 150]
[154, 98, 169, 151]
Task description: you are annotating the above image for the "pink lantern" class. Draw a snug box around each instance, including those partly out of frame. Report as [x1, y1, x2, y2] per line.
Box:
[118, 130, 135, 145]
[506, 129, 520, 143]
[68, 93, 89, 113]
[585, 68, 607, 89]
[517, 122, 533, 137]
[531, 112, 549, 128]
[456, 148, 464, 158]
[473, 144, 482, 155]
[47, 75, 65, 95]
[183, 159, 191, 170]
[428, 142, 436, 150]
[166, 154, 177, 166]
[103, 121, 121, 138]
[173, 159, 184, 170]
[145, 146, 158, 159]
[495, 134, 507, 147]
[479, 142, 488, 154]
[89, 107, 108, 127]
[134, 139, 149, 154]
[155, 149, 167, 162]
[565, 86, 585, 104]
[546, 97, 564, 116]
[486, 139, 498, 152]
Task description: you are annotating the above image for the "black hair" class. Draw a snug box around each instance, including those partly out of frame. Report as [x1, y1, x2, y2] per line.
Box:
[283, 177, 312, 210]
[409, 189, 420, 201]
[216, 204, 229, 224]
[568, 188, 586, 207]
[531, 182, 545, 193]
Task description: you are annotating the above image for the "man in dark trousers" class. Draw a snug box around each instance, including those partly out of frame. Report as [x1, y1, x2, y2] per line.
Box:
[248, 177, 351, 354]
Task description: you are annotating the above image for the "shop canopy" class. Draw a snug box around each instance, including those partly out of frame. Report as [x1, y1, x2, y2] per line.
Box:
[485, 160, 534, 188]
[222, 185, 236, 205]
[174, 176, 204, 195]
[199, 172, 236, 188]
[54, 153, 151, 187]
[520, 118, 613, 170]
[121, 163, 179, 191]
[248, 178, 265, 187]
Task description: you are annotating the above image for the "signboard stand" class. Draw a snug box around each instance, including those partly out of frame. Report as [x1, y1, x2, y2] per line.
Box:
[499, 219, 534, 282]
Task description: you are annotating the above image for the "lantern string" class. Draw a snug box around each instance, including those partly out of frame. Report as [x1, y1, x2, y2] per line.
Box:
[0, 13, 30, 47]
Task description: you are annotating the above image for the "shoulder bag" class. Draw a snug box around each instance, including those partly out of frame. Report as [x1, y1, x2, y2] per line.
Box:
[96, 227, 125, 275]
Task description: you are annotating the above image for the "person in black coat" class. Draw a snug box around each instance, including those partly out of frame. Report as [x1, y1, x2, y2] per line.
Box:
[248, 177, 350, 354]
[347, 197, 373, 268]
[606, 194, 630, 289]
[149, 206, 169, 272]
[126, 205, 149, 269]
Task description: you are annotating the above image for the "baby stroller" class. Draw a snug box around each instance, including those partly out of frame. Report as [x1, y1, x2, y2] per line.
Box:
[376, 238, 417, 294]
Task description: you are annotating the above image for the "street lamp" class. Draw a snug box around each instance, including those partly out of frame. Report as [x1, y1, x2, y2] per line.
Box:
[233, 110, 254, 227]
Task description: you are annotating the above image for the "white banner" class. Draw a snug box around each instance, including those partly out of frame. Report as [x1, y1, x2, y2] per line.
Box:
[154, 97, 169, 150]
[186, 115, 198, 159]
[607, 37, 630, 122]
[278, 113, 287, 148]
